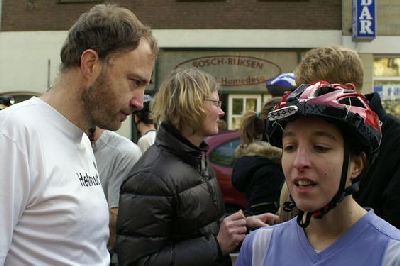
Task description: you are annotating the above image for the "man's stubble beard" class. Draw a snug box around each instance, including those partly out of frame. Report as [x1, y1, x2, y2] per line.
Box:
[81, 69, 120, 131]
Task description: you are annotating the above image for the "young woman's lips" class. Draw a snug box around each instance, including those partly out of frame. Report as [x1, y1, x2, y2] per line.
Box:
[293, 178, 317, 193]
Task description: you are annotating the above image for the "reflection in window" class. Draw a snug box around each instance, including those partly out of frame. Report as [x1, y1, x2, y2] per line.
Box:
[209, 138, 240, 167]
[374, 57, 400, 117]
[232, 99, 243, 115]
[231, 117, 241, 130]
[246, 98, 257, 112]
[374, 57, 400, 77]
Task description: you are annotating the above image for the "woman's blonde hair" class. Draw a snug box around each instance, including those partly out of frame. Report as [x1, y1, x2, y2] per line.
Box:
[151, 68, 219, 132]
[277, 182, 298, 222]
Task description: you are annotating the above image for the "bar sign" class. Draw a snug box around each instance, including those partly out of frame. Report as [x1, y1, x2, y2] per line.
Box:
[352, 0, 376, 41]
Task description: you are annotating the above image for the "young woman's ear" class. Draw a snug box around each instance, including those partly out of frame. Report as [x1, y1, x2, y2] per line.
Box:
[350, 152, 366, 180]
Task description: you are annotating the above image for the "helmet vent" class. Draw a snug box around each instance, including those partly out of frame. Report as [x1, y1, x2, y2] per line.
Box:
[338, 97, 365, 108]
[314, 86, 337, 97]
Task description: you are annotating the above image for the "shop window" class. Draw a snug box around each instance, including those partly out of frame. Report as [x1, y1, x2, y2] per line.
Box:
[373, 57, 400, 116]
[228, 95, 262, 130]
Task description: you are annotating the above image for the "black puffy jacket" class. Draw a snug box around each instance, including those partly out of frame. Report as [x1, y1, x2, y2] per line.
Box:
[117, 123, 231, 266]
[232, 141, 284, 215]
[355, 93, 400, 229]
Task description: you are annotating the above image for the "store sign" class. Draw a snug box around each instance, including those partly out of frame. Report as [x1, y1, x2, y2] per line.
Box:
[175, 56, 281, 87]
[374, 85, 400, 100]
[352, 0, 376, 41]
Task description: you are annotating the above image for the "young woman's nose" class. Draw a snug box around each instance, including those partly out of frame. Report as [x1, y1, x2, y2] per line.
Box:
[292, 146, 311, 169]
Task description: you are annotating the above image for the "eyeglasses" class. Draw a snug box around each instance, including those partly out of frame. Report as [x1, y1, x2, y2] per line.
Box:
[205, 99, 222, 108]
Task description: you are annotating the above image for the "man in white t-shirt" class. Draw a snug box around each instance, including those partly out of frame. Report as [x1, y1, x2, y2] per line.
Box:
[135, 95, 157, 153]
[0, 4, 157, 265]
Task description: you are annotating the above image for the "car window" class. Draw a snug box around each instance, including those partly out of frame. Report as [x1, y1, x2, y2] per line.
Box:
[209, 138, 240, 167]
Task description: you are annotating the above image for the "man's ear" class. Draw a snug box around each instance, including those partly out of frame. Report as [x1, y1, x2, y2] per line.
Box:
[350, 153, 366, 180]
[80, 49, 100, 79]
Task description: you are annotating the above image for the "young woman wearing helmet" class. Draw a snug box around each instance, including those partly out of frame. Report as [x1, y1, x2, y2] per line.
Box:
[236, 81, 400, 265]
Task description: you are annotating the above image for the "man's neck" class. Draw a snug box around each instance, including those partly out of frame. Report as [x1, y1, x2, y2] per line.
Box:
[41, 70, 89, 131]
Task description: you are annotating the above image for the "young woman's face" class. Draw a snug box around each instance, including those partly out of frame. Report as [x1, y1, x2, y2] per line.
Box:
[281, 117, 362, 212]
[199, 90, 225, 137]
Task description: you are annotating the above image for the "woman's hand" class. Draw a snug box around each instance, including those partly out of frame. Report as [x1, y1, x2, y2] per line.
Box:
[246, 212, 280, 229]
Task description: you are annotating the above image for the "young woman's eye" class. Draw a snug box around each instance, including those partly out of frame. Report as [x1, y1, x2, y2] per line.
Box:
[314, 145, 330, 152]
[283, 144, 296, 153]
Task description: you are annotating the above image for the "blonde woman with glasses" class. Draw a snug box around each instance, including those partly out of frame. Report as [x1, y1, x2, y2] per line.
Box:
[117, 68, 272, 266]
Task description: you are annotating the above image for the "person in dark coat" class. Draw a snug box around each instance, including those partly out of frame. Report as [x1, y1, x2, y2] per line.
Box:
[356, 92, 400, 228]
[232, 141, 284, 215]
[117, 68, 271, 266]
[294, 45, 400, 229]
[232, 97, 285, 216]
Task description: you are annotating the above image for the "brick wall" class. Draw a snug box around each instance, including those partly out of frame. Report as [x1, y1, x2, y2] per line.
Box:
[1, 0, 341, 31]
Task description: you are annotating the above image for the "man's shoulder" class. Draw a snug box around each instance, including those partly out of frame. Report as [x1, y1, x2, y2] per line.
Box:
[104, 130, 138, 147]
[101, 130, 141, 156]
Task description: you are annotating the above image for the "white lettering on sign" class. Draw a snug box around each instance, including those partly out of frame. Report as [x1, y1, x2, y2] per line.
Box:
[361, 0, 372, 5]
[360, 20, 373, 34]
[358, 1, 374, 35]
[359, 6, 372, 19]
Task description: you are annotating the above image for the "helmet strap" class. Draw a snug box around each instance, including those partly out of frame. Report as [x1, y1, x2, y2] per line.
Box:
[311, 146, 351, 220]
[295, 147, 358, 228]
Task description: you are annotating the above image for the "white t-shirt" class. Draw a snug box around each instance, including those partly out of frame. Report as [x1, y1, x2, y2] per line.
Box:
[0, 97, 109, 265]
[137, 129, 156, 153]
[93, 130, 142, 208]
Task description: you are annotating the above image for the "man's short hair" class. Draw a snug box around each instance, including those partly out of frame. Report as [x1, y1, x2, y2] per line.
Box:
[295, 46, 364, 91]
[60, 4, 158, 71]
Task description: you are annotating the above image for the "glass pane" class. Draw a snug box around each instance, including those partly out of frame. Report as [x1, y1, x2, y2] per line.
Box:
[231, 117, 241, 130]
[209, 138, 240, 167]
[374, 81, 400, 117]
[232, 99, 243, 115]
[246, 98, 257, 112]
[374, 57, 400, 77]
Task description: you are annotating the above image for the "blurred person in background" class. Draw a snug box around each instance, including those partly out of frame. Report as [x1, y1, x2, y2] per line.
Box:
[0, 95, 15, 110]
[134, 94, 157, 153]
[232, 98, 284, 216]
[0, 4, 157, 265]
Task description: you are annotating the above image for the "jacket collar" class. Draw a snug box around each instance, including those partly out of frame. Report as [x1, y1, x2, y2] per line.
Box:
[156, 123, 208, 168]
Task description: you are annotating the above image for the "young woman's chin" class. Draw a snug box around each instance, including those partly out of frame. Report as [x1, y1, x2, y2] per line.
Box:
[295, 199, 329, 212]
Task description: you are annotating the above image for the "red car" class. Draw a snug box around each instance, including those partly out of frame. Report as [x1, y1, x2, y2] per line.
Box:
[206, 130, 247, 213]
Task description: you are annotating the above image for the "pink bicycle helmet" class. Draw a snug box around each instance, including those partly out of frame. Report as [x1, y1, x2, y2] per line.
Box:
[268, 80, 381, 163]
[267, 81, 382, 227]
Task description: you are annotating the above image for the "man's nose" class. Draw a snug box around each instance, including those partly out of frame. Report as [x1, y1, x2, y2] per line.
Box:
[130, 94, 144, 112]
